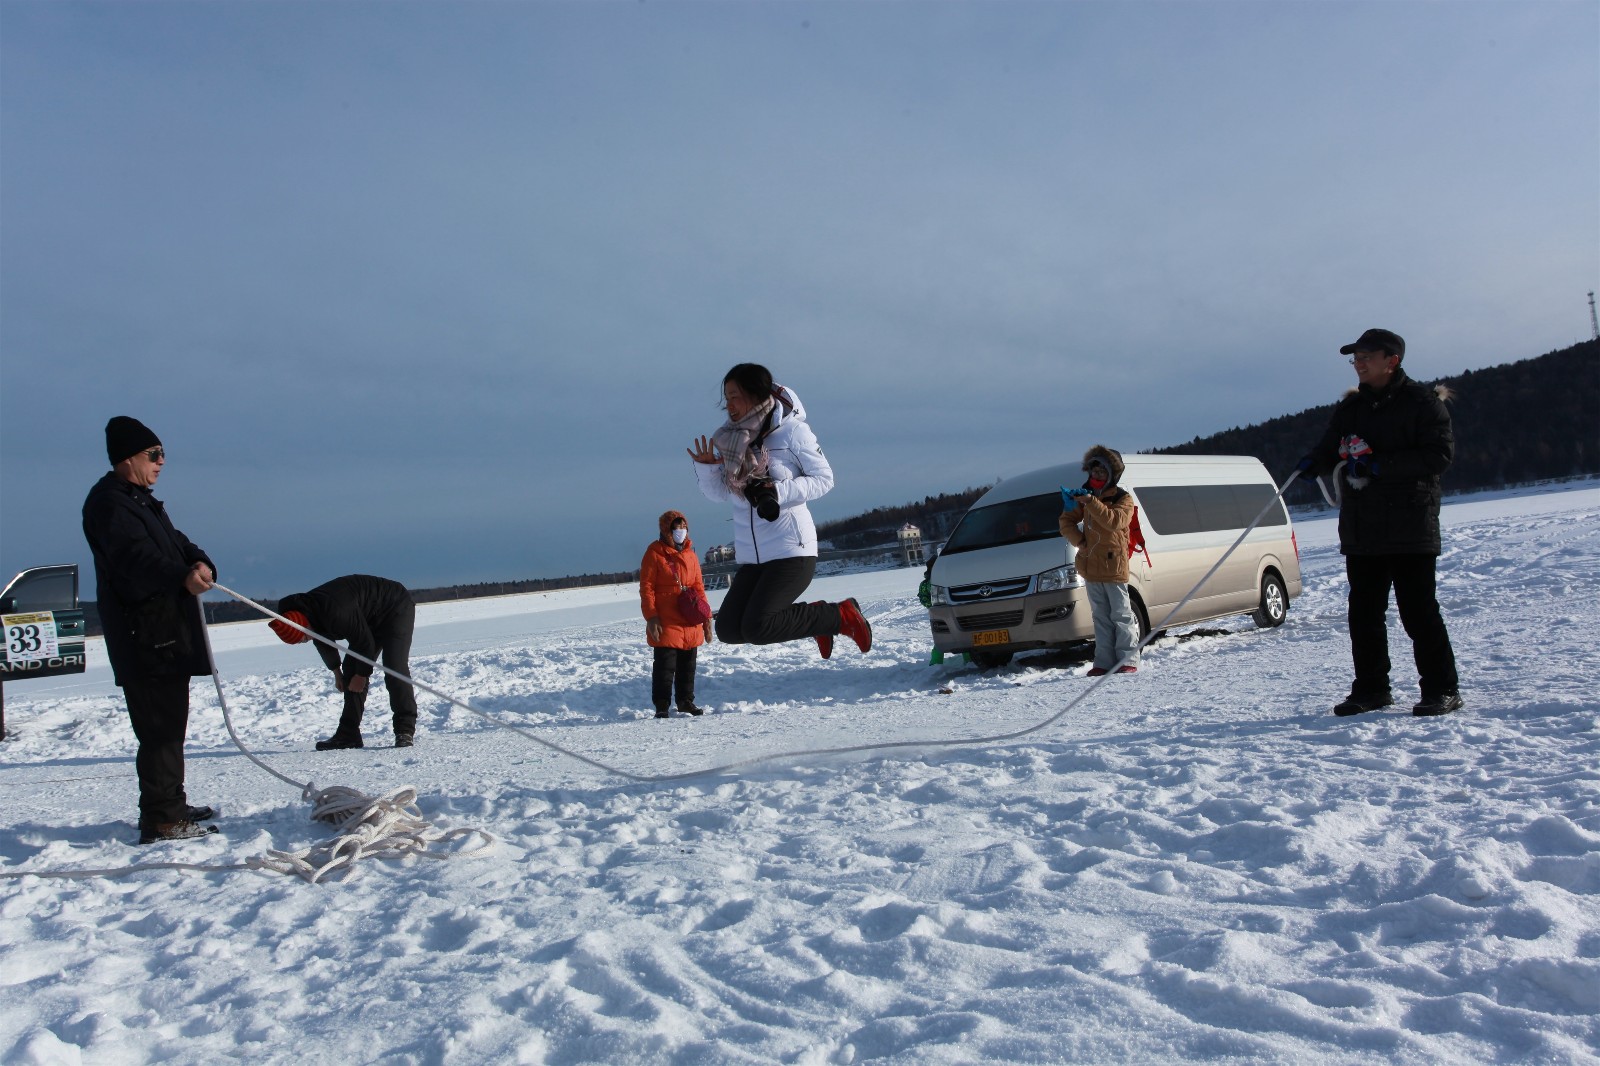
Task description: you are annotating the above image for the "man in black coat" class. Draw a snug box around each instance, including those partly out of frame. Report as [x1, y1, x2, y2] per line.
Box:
[270, 575, 418, 749]
[1298, 328, 1462, 718]
[82, 416, 220, 844]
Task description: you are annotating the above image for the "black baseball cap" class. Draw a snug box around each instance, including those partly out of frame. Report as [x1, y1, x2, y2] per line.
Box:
[1339, 328, 1405, 359]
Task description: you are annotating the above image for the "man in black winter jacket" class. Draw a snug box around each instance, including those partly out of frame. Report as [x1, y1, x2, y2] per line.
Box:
[82, 416, 220, 844]
[1298, 328, 1462, 718]
[270, 575, 418, 749]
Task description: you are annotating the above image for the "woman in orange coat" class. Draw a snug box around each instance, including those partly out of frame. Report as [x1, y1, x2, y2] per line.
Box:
[640, 510, 713, 718]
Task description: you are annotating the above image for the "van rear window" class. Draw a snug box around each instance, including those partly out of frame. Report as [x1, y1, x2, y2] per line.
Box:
[1136, 484, 1288, 536]
[941, 492, 1063, 554]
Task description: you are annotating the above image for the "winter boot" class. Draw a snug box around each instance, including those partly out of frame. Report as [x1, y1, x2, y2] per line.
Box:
[394, 734, 414, 748]
[1333, 691, 1393, 717]
[139, 820, 220, 845]
[811, 602, 834, 659]
[315, 730, 364, 750]
[1412, 692, 1463, 717]
[654, 705, 671, 719]
[838, 598, 872, 654]
[678, 702, 704, 717]
[184, 805, 216, 823]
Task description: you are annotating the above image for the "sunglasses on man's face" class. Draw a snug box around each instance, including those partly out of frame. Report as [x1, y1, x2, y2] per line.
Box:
[144, 448, 165, 462]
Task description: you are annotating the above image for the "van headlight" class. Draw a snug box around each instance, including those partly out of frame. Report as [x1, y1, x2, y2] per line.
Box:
[929, 584, 952, 606]
[1035, 566, 1081, 593]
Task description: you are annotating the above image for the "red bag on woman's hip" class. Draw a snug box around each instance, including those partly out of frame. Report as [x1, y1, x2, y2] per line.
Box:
[678, 586, 713, 624]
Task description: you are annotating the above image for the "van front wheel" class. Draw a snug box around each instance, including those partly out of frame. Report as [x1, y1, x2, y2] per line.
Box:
[1252, 572, 1288, 629]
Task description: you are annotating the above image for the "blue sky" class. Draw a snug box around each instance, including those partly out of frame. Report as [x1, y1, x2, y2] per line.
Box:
[2, 1, 1595, 598]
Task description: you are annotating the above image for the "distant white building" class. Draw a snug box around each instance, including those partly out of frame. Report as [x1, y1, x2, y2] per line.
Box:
[898, 523, 924, 566]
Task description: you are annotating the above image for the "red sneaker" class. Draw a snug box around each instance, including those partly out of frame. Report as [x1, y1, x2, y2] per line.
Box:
[838, 598, 872, 654]
[1115, 665, 1138, 674]
[1086, 667, 1110, 677]
[811, 601, 833, 659]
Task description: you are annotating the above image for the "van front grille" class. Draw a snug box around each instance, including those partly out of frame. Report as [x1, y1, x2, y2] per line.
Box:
[950, 577, 1030, 603]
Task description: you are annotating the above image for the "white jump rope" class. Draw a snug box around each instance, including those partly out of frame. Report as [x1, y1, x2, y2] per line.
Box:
[3, 468, 1316, 882]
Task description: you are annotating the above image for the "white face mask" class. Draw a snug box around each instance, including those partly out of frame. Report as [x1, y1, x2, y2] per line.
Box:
[672, 528, 688, 545]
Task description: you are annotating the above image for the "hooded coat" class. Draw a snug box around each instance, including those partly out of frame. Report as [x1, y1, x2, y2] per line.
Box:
[81, 472, 216, 686]
[640, 510, 709, 650]
[1302, 369, 1454, 556]
[693, 386, 834, 565]
[1058, 445, 1136, 584]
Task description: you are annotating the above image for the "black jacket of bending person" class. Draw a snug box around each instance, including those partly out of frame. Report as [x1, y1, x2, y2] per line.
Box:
[277, 575, 414, 685]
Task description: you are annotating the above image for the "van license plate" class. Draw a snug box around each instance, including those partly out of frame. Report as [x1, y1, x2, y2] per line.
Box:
[972, 629, 1010, 647]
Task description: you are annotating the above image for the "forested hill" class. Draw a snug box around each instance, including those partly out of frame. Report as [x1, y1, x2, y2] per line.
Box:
[1151, 339, 1599, 507]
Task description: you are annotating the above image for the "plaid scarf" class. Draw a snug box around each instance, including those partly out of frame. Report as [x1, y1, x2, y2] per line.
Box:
[712, 396, 775, 492]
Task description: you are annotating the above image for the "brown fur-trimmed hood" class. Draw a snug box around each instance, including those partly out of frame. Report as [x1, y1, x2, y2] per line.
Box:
[658, 509, 689, 544]
[1081, 444, 1125, 487]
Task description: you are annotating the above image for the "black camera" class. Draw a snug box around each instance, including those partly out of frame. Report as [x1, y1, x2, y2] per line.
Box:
[743, 478, 781, 522]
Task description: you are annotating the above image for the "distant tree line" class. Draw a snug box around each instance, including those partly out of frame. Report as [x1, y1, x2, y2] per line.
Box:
[815, 487, 993, 550]
[1150, 339, 1599, 509]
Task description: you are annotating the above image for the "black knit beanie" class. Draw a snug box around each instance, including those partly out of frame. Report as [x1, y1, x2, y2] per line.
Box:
[105, 416, 161, 465]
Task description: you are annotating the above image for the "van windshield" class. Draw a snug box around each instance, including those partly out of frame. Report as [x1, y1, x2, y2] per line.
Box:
[941, 492, 1063, 555]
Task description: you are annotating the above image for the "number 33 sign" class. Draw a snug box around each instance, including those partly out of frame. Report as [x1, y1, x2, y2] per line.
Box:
[4, 613, 59, 660]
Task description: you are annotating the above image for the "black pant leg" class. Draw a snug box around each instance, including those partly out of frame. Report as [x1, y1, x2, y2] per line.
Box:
[675, 646, 698, 707]
[651, 647, 677, 711]
[715, 566, 759, 644]
[122, 675, 192, 826]
[719, 557, 839, 646]
[379, 600, 418, 736]
[1345, 555, 1394, 695]
[338, 688, 368, 735]
[1391, 554, 1459, 697]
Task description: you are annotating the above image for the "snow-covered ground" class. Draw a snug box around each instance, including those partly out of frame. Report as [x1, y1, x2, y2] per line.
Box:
[2, 483, 1598, 1065]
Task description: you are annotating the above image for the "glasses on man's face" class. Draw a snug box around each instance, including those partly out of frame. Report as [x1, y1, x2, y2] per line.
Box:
[1348, 352, 1392, 366]
[144, 447, 166, 462]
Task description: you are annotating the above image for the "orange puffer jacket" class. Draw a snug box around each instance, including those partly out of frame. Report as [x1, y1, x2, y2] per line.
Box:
[640, 530, 708, 650]
[1058, 489, 1135, 584]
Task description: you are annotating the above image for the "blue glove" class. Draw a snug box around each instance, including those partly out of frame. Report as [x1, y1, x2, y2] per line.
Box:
[1294, 456, 1315, 473]
[1349, 456, 1379, 479]
[1061, 486, 1089, 506]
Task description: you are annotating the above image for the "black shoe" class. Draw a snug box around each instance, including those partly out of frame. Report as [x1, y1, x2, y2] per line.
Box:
[678, 703, 704, 717]
[184, 805, 215, 823]
[1333, 692, 1393, 717]
[138, 820, 220, 845]
[1412, 692, 1464, 717]
[655, 708, 671, 719]
[394, 734, 414, 748]
[315, 733, 364, 750]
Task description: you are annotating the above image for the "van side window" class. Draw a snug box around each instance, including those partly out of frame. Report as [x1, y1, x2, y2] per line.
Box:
[1137, 484, 1288, 535]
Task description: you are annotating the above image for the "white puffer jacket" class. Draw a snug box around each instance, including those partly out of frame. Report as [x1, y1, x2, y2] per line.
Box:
[694, 386, 835, 565]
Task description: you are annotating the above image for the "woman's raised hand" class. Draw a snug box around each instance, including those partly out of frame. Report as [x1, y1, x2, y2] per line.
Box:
[687, 435, 720, 464]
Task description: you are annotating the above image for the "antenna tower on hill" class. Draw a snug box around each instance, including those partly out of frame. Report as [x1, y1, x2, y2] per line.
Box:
[1590, 291, 1599, 340]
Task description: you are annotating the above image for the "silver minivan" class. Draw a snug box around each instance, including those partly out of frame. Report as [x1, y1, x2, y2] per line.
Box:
[926, 455, 1302, 667]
